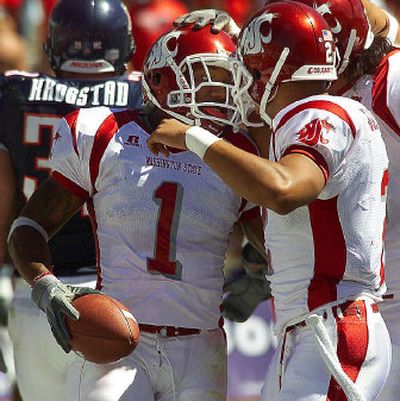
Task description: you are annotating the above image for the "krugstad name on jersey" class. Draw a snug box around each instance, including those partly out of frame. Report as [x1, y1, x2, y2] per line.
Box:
[28, 77, 130, 107]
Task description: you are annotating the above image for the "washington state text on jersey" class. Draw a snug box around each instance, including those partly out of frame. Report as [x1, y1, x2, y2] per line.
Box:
[146, 156, 202, 175]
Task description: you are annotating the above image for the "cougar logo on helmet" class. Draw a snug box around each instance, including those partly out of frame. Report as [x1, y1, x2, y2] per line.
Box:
[314, 3, 342, 34]
[146, 31, 181, 69]
[239, 13, 276, 55]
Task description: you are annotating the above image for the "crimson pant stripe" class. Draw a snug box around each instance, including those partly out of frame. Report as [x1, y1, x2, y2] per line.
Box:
[326, 301, 369, 400]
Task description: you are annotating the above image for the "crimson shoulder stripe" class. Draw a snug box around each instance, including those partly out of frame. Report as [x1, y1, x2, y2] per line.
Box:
[64, 110, 80, 155]
[282, 144, 329, 182]
[372, 53, 400, 138]
[89, 110, 137, 192]
[275, 100, 356, 138]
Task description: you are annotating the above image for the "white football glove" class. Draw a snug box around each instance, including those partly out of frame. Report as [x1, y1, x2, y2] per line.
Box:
[174, 9, 241, 40]
[31, 274, 101, 353]
[223, 244, 272, 322]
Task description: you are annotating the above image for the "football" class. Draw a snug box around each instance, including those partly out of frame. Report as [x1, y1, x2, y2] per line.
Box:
[65, 293, 140, 364]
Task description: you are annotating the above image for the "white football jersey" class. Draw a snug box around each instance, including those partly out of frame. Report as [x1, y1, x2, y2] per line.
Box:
[343, 49, 400, 296]
[266, 94, 388, 332]
[50, 107, 259, 329]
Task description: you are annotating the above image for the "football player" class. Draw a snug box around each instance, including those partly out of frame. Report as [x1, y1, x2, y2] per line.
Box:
[273, 1, 400, 400]
[0, 1, 142, 401]
[8, 25, 266, 401]
[147, 2, 391, 400]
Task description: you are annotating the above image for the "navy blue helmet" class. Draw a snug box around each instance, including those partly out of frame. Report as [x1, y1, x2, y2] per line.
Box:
[44, 0, 135, 75]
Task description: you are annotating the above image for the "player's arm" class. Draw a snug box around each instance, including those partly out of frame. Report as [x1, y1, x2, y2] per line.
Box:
[206, 147, 325, 213]
[148, 120, 325, 214]
[240, 214, 266, 260]
[8, 177, 99, 353]
[0, 148, 17, 265]
[8, 177, 83, 285]
[362, 0, 400, 45]
[0, 148, 16, 372]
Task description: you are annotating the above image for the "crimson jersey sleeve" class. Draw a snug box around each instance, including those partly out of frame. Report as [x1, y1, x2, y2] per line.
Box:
[272, 96, 364, 199]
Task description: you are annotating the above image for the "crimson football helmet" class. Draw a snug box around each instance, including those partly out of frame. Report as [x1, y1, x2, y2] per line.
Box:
[142, 25, 240, 134]
[265, 0, 374, 74]
[233, 1, 337, 126]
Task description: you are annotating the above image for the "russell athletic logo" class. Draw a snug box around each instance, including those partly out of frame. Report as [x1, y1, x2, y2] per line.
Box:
[124, 135, 142, 147]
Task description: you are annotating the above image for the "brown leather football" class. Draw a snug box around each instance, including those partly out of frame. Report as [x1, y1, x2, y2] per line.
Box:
[65, 294, 140, 364]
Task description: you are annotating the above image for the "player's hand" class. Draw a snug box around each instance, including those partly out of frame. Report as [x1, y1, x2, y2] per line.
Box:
[147, 118, 191, 157]
[223, 244, 272, 322]
[173, 9, 240, 40]
[31, 274, 101, 353]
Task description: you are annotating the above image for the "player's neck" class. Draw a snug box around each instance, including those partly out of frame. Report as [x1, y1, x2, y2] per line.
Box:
[329, 75, 357, 96]
[268, 81, 328, 119]
[139, 106, 166, 133]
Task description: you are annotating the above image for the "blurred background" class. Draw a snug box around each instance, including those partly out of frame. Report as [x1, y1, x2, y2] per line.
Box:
[0, 0, 269, 74]
[0, 0, 398, 400]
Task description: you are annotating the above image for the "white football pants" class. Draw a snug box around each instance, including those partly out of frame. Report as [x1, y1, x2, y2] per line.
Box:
[261, 299, 391, 401]
[67, 328, 227, 401]
[376, 296, 400, 401]
[8, 275, 96, 401]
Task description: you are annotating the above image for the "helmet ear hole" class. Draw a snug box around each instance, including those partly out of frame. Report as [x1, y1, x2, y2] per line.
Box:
[252, 69, 261, 81]
[149, 71, 162, 86]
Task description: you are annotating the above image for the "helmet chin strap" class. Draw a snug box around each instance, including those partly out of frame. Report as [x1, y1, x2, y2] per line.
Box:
[337, 29, 357, 74]
[260, 47, 290, 127]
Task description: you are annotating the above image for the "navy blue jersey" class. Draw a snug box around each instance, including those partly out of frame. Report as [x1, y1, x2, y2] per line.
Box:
[0, 70, 143, 275]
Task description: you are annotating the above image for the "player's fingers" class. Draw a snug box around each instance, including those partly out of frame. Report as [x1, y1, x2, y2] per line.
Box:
[158, 144, 170, 158]
[48, 314, 71, 353]
[173, 13, 190, 26]
[211, 13, 229, 33]
[183, 13, 201, 25]
[63, 301, 80, 321]
[147, 138, 160, 156]
[193, 17, 209, 30]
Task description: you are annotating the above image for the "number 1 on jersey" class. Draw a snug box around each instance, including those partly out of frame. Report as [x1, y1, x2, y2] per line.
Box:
[147, 182, 183, 280]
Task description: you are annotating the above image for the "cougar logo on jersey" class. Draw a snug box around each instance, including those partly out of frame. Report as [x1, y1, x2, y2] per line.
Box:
[239, 13, 275, 55]
[297, 118, 334, 146]
[314, 3, 342, 34]
[146, 31, 182, 69]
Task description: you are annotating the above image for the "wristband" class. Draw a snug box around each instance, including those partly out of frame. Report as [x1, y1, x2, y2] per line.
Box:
[32, 271, 54, 286]
[185, 126, 222, 159]
[7, 216, 49, 243]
